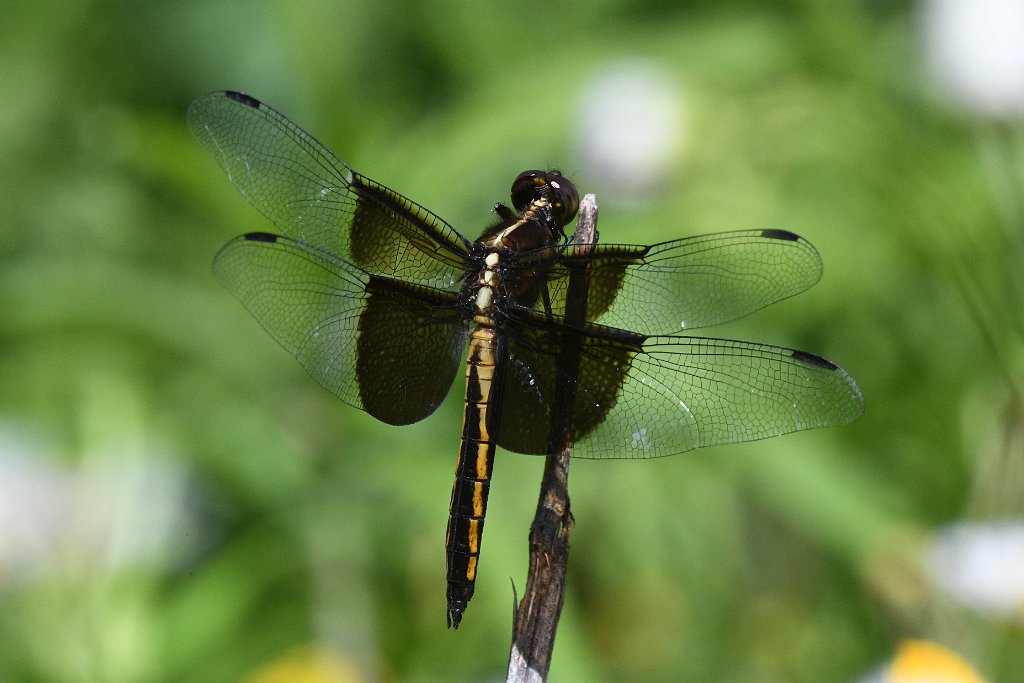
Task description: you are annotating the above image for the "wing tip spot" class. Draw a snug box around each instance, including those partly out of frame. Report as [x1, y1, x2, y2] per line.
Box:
[761, 229, 800, 242]
[243, 231, 279, 244]
[791, 349, 838, 371]
[225, 91, 262, 109]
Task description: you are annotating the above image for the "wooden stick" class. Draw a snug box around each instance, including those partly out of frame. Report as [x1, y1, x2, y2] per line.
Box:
[506, 193, 598, 682]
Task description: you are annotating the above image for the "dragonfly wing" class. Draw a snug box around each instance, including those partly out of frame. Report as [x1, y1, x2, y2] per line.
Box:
[214, 232, 468, 424]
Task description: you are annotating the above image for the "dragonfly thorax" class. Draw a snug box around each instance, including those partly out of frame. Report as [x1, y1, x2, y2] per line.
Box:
[470, 211, 560, 322]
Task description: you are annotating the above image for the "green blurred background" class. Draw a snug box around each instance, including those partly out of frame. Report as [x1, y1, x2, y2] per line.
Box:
[2, 0, 1023, 681]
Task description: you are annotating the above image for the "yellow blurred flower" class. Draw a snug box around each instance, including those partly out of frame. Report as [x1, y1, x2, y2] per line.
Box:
[888, 640, 987, 683]
[246, 646, 364, 683]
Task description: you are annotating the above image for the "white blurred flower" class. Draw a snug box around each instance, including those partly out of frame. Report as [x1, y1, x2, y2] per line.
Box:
[0, 429, 199, 582]
[576, 60, 687, 201]
[0, 438, 73, 576]
[921, 0, 1024, 118]
[927, 520, 1024, 618]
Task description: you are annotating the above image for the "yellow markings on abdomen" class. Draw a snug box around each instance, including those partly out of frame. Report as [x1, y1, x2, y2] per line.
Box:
[474, 444, 490, 479]
[469, 482, 487, 517]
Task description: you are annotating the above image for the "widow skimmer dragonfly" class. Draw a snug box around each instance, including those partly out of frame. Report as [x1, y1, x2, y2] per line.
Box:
[188, 91, 863, 629]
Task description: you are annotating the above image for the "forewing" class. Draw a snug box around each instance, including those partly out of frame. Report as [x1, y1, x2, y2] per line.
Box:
[214, 232, 468, 425]
[524, 230, 822, 335]
[189, 91, 469, 287]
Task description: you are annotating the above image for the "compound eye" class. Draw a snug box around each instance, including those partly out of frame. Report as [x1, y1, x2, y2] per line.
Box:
[509, 169, 580, 227]
[545, 170, 580, 226]
[510, 170, 547, 211]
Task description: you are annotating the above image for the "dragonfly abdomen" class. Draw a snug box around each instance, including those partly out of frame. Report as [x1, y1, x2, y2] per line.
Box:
[446, 325, 506, 628]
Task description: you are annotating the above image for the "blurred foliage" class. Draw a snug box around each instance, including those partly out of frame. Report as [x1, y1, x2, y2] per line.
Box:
[1, 0, 1022, 682]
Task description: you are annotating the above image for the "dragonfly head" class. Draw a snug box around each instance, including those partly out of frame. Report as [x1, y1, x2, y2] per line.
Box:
[510, 169, 580, 233]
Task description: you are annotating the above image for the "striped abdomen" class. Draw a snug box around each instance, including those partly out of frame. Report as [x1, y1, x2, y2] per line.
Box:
[445, 325, 504, 628]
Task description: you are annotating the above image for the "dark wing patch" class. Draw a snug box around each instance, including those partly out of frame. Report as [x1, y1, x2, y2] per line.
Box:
[494, 319, 643, 455]
[355, 276, 471, 424]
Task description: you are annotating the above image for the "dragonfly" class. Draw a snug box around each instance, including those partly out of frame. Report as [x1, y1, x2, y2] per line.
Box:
[188, 91, 864, 629]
